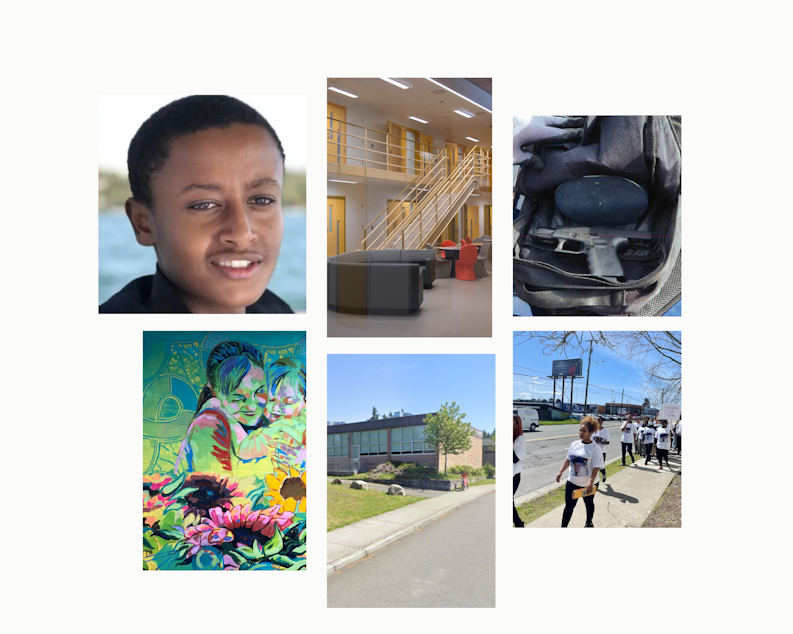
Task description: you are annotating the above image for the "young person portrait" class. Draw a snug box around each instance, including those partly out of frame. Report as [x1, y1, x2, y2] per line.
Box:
[98, 94, 306, 313]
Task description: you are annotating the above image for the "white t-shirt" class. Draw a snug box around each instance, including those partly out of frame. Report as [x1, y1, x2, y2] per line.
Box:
[621, 422, 636, 443]
[513, 435, 526, 477]
[641, 425, 656, 444]
[656, 426, 671, 450]
[675, 421, 682, 435]
[593, 427, 611, 454]
[566, 440, 604, 487]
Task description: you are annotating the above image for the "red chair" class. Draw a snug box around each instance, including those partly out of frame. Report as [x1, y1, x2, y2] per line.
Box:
[455, 244, 478, 281]
[462, 236, 472, 245]
[440, 239, 455, 258]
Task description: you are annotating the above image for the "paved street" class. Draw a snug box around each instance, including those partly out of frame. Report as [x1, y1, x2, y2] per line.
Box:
[328, 491, 495, 607]
[515, 423, 624, 497]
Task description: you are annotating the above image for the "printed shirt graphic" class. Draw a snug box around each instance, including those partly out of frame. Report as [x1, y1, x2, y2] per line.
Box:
[656, 427, 671, 450]
[621, 422, 636, 443]
[566, 440, 605, 487]
[642, 426, 656, 444]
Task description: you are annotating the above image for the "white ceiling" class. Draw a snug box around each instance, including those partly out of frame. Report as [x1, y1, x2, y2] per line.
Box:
[327, 78, 492, 145]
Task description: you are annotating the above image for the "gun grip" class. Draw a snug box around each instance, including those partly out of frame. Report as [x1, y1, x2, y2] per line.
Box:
[587, 238, 628, 280]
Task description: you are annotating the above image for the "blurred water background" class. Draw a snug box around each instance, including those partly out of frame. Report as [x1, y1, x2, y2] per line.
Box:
[98, 207, 307, 311]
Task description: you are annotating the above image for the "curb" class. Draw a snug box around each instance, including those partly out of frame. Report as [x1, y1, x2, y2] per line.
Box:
[513, 454, 627, 507]
[327, 486, 494, 575]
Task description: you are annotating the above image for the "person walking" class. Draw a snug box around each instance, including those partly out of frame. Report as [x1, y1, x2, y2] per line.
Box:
[556, 416, 604, 528]
[592, 416, 611, 482]
[642, 417, 657, 465]
[637, 417, 648, 457]
[620, 415, 637, 465]
[655, 420, 672, 470]
[675, 417, 682, 456]
[634, 415, 644, 455]
[513, 415, 526, 527]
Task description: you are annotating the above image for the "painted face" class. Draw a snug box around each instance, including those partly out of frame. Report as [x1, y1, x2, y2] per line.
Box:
[579, 424, 592, 442]
[215, 366, 267, 427]
[265, 382, 306, 424]
[137, 123, 284, 313]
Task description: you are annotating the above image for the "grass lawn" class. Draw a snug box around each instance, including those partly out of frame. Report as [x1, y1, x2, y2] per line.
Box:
[539, 419, 580, 426]
[327, 483, 422, 532]
[515, 461, 635, 525]
[470, 478, 495, 486]
[642, 474, 682, 527]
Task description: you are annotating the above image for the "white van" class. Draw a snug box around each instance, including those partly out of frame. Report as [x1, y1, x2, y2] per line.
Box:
[514, 407, 540, 432]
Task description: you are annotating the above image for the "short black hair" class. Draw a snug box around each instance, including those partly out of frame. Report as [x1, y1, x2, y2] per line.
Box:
[127, 95, 286, 206]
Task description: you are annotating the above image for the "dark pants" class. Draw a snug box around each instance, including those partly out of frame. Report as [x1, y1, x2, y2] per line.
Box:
[677, 435, 682, 454]
[657, 448, 669, 465]
[621, 441, 634, 464]
[601, 453, 607, 478]
[562, 480, 595, 527]
[644, 443, 655, 464]
[513, 474, 524, 526]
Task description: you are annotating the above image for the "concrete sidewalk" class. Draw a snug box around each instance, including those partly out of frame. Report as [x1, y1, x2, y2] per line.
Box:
[328, 484, 495, 575]
[527, 452, 681, 528]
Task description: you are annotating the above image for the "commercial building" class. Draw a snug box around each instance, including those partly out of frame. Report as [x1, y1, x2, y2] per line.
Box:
[327, 78, 492, 337]
[327, 413, 483, 474]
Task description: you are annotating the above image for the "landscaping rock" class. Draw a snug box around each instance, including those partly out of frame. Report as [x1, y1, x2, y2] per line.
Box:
[387, 484, 406, 496]
[350, 480, 369, 490]
[331, 478, 343, 485]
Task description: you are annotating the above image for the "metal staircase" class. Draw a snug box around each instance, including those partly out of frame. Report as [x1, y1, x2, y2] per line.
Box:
[361, 146, 491, 250]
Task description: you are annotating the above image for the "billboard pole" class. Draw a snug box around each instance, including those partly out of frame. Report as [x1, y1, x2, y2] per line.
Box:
[562, 376, 566, 410]
[584, 340, 593, 408]
[570, 376, 575, 413]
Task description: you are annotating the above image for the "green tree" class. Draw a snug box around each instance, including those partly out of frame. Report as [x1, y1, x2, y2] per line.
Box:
[423, 402, 472, 475]
[369, 407, 380, 421]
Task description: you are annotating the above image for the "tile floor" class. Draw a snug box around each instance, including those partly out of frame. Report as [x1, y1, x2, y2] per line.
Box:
[328, 273, 492, 337]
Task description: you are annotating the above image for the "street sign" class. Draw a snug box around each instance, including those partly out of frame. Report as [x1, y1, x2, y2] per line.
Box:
[552, 358, 583, 378]
[658, 404, 681, 421]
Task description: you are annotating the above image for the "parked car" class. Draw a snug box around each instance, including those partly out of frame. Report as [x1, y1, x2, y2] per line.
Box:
[514, 407, 540, 432]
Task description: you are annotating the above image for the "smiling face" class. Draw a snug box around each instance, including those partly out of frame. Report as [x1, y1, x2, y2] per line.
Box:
[265, 382, 306, 424]
[127, 123, 284, 313]
[214, 366, 268, 427]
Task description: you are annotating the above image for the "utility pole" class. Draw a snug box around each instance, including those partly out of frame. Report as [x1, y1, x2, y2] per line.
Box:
[584, 340, 593, 407]
[552, 377, 556, 406]
[620, 389, 624, 416]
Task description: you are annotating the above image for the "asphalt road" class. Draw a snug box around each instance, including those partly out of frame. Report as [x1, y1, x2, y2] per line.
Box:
[515, 423, 625, 497]
[327, 491, 495, 608]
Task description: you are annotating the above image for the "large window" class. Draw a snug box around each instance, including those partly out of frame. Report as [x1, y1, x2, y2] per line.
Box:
[359, 429, 388, 455]
[390, 425, 434, 455]
[327, 432, 349, 457]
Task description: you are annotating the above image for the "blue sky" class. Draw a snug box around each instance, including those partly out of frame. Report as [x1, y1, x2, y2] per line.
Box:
[328, 354, 495, 432]
[513, 334, 652, 407]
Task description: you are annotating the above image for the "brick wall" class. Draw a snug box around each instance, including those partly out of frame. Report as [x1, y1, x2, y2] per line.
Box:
[444, 435, 483, 470]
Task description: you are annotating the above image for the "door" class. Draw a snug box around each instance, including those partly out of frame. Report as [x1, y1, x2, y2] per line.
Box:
[327, 102, 346, 165]
[484, 204, 492, 236]
[418, 133, 433, 175]
[388, 121, 405, 172]
[327, 196, 346, 256]
[445, 141, 458, 175]
[465, 204, 479, 240]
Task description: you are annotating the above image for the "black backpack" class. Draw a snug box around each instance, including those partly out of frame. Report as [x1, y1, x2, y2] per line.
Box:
[513, 116, 681, 315]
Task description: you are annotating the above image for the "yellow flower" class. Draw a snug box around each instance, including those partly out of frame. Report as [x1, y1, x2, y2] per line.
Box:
[265, 466, 307, 513]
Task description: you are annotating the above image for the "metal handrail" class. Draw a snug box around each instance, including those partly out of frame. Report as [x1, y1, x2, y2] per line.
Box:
[388, 146, 491, 250]
[361, 150, 449, 250]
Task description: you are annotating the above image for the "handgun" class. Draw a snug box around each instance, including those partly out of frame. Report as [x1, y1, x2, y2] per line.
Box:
[530, 226, 654, 281]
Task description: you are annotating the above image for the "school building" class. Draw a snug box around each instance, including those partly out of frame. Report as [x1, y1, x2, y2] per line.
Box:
[326, 413, 483, 475]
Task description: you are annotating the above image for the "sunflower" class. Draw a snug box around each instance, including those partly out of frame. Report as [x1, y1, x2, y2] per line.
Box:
[182, 473, 245, 518]
[264, 466, 307, 513]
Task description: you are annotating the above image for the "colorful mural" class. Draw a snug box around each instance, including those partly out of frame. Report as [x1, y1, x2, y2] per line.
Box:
[143, 331, 306, 570]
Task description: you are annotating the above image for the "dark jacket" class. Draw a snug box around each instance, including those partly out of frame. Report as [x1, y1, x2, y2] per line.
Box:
[99, 267, 293, 314]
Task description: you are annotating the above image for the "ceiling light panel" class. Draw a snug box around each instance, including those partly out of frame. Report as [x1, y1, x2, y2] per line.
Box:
[328, 86, 358, 98]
